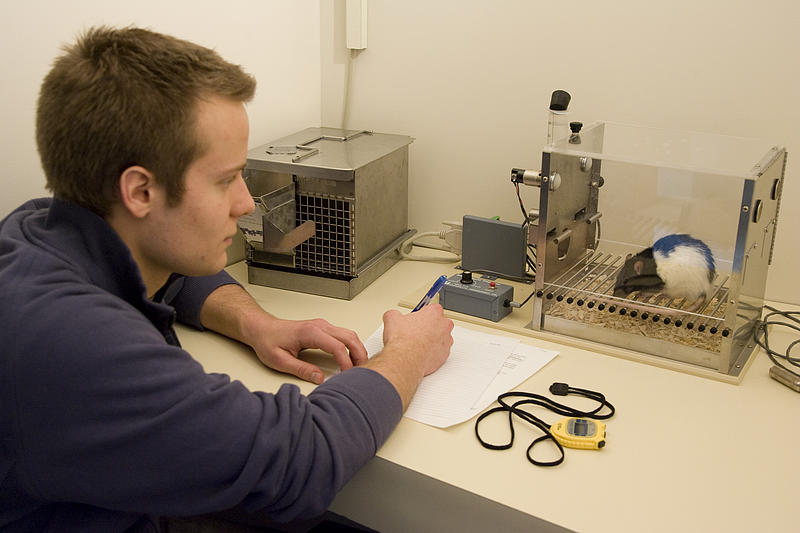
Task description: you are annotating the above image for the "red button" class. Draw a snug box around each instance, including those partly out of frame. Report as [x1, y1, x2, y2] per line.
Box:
[489, 281, 496, 288]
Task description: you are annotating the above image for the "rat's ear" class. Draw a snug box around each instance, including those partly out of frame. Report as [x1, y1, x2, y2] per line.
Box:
[633, 260, 644, 276]
[625, 253, 633, 260]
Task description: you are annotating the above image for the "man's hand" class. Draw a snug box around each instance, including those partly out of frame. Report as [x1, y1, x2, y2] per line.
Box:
[199, 284, 366, 384]
[199, 284, 455, 408]
[244, 316, 367, 385]
[362, 304, 454, 410]
[381, 304, 453, 377]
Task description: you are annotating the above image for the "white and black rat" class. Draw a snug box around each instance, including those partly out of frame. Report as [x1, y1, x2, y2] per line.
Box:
[613, 234, 716, 313]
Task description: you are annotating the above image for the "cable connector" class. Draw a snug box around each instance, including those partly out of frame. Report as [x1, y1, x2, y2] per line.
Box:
[397, 222, 462, 263]
[440, 221, 463, 254]
[549, 382, 570, 396]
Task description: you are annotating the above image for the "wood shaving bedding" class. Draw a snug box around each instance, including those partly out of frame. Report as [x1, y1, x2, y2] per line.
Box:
[547, 296, 725, 353]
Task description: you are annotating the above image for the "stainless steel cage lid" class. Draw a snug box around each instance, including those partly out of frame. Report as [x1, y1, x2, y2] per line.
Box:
[246, 127, 415, 181]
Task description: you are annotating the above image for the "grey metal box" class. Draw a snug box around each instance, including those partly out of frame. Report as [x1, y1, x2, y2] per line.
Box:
[438, 274, 514, 322]
[238, 128, 415, 299]
[461, 215, 528, 280]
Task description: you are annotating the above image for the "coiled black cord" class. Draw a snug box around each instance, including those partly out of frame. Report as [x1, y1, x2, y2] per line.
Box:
[474, 383, 615, 467]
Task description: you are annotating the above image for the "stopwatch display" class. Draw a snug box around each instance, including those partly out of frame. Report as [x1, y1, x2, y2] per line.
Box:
[550, 417, 606, 450]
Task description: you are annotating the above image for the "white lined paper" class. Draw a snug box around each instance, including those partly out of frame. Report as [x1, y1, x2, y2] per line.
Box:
[364, 325, 558, 428]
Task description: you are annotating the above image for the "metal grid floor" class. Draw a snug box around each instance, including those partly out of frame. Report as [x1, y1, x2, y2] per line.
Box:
[541, 251, 731, 336]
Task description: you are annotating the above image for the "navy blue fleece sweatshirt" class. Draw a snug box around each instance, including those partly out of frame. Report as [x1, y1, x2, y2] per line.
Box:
[0, 198, 402, 532]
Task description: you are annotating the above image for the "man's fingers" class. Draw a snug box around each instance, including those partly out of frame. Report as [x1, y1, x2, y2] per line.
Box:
[301, 320, 368, 368]
[299, 323, 357, 372]
[327, 326, 368, 365]
[268, 351, 325, 384]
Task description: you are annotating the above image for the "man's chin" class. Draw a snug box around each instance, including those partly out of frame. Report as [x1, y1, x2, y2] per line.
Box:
[180, 258, 229, 278]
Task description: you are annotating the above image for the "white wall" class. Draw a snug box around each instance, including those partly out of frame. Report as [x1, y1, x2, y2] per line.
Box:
[2, 1, 797, 304]
[321, 0, 800, 304]
[0, 0, 320, 217]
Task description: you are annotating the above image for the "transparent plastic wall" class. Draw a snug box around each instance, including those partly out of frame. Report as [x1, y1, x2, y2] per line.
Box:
[548, 121, 776, 272]
[534, 121, 785, 376]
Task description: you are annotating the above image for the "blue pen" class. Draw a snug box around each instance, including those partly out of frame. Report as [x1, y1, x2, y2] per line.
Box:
[412, 275, 448, 312]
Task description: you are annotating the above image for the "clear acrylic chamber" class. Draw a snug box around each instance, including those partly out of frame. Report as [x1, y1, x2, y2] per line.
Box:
[529, 121, 786, 378]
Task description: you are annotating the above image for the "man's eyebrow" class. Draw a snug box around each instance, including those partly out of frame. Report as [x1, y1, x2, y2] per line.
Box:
[219, 163, 247, 177]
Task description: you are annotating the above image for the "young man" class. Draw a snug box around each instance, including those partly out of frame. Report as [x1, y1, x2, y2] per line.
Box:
[0, 26, 453, 532]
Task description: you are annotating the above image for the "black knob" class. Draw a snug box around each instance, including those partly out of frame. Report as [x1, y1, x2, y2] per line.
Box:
[569, 121, 583, 133]
[549, 90, 571, 111]
[460, 271, 474, 284]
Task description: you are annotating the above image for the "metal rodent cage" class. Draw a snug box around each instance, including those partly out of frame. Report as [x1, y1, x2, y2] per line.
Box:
[237, 127, 415, 300]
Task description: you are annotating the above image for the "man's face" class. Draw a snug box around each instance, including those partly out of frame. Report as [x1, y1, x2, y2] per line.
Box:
[140, 96, 255, 280]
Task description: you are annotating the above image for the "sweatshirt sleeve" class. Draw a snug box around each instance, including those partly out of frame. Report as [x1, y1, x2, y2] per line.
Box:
[11, 284, 403, 522]
[161, 271, 239, 329]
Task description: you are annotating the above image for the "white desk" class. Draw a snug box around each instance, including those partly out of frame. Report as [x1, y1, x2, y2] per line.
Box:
[177, 260, 800, 533]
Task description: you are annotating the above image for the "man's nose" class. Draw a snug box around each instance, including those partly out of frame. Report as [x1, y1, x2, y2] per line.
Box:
[232, 175, 255, 217]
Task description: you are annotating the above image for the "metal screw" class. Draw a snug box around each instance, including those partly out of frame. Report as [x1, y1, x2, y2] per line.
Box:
[742, 205, 750, 212]
[542, 176, 549, 183]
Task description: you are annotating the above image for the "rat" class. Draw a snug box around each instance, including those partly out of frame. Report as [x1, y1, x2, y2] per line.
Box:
[613, 234, 716, 313]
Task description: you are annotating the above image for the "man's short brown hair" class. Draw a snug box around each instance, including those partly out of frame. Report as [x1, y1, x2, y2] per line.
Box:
[36, 26, 256, 217]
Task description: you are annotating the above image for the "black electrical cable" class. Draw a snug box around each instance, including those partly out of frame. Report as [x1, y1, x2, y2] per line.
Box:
[527, 245, 537, 275]
[509, 288, 537, 309]
[474, 383, 615, 467]
[513, 180, 529, 222]
[753, 305, 800, 377]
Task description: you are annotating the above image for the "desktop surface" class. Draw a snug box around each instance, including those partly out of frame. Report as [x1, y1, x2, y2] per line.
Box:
[177, 260, 800, 533]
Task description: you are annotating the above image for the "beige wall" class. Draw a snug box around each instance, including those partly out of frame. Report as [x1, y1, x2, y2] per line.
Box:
[321, 0, 800, 305]
[0, 0, 321, 217]
[2, 1, 797, 304]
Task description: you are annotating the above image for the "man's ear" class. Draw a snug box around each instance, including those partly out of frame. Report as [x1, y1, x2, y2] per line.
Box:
[118, 166, 158, 219]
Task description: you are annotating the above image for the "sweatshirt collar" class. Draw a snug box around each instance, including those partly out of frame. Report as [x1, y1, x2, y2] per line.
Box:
[44, 198, 176, 334]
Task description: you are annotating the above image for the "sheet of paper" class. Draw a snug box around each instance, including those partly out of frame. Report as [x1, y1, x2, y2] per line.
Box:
[470, 342, 559, 416]
[363, 324, 557, 428]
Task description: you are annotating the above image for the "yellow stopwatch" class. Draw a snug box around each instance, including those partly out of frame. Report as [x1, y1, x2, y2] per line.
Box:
[475, 383, 615, 466]
[550, 417, 606, 450]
